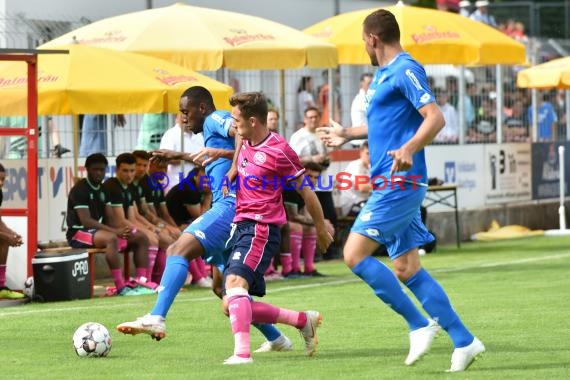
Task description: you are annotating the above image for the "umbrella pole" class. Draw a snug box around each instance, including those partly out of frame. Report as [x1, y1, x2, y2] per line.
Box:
[458, 66, 466, 145]
[72, 114, 79, 179]
[496, 64, 503, 144]
[279, 70, 286, 139]
[566, 90, 570, 141]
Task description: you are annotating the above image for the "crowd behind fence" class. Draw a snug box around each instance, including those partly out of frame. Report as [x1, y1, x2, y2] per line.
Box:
[0, 8, 569, 160]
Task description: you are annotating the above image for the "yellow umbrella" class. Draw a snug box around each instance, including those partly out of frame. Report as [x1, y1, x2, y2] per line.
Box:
[517, 56, 570, 89]
[304, 2, 526, 65]
[0, 44, 233, 116]
[41, 3, 337, 70]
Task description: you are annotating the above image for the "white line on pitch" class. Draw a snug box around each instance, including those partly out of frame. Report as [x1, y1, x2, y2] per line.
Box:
[1, 252, 569, 318]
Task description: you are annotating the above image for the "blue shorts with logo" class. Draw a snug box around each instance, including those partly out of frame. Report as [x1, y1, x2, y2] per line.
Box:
[184, 195, 236, 269]
[351, 181, 434, 260]
[224, 220, 281, 297]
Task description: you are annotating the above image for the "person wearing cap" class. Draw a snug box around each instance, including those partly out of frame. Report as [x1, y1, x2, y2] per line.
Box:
[459, 1, 471, 17]
[470, 0, 497, 27]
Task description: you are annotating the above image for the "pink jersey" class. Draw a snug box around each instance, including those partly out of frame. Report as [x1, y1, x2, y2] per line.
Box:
[234, 132, 305, 225]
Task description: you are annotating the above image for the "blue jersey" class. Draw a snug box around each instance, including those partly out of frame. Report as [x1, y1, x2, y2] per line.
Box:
[367, 52, 434, 185]
[203, 110, 236, 203]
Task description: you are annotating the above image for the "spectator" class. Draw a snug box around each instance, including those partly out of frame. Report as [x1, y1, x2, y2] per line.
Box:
[137, 113, 170, 151]
[504, 100, 529, 142]
[528, 91, 558, 142]
[469, 97, 497, 143]
[436, 0, 460, 13]
[459, 1, 472, 17]
[0, 163, 25, 300]
[433, 90, 459, 143]
[267, 108, 280, 133]
[350, 72, 373, 147]
[0, 116, 69, 158]
[159, 114, 204, 193]
[79, 114, 125, 157]
[296, 76, 317, 128]
[318, 69, 341, 127]
[338, 141, 372, 217]
[470, 1, 497, 28]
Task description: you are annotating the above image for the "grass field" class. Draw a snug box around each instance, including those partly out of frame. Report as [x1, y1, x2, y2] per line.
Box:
[1, 236, 569, 379]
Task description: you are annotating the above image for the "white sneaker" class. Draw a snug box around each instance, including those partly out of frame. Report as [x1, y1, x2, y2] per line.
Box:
[116, 314, 166, 341]
[195, 277, 213, 288]
[254, 335, 293, 353]
[447, 337, 485, 372]
[223, 355, 253, 365]
[299, 310, 322, 357]
[405, 319, 441, 365]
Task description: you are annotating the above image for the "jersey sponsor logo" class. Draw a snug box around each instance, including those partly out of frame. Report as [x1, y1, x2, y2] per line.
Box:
[405, 69, 424, 90]
[360, 211, 372, 222]
[194, 230, 206, 240]
[420, 93, 431, 104]
[365, 228, 380, 237]
[253, 151, 267, 165]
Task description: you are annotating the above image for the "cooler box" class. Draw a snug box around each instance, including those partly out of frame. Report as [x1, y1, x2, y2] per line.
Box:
[32, 250, 90, 302]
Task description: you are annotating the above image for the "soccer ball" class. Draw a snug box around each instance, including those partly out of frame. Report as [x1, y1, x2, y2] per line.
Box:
[72, 322, 112, 357]
[23, 277, 34, 299]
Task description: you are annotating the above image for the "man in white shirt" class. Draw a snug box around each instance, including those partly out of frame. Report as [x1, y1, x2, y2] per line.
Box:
[470, 0, 497, 28]
[159, 114, 204, 192]
[339, 141, 371, 217]
[350, 73, 373, 148]
[433, 90, 459, 144]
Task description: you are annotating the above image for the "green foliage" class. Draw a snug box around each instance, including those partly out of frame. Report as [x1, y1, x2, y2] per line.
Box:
[1, 236, 570, 379]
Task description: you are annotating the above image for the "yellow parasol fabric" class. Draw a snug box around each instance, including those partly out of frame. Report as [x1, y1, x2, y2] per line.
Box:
[40, 3, 337, 70]
[0, 44, 233, 116]
[304, 2, 526, 65]
[517, 56, 570, 89]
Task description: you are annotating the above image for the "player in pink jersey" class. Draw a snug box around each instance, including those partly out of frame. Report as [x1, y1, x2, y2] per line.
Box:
[220, 92, 333, 365]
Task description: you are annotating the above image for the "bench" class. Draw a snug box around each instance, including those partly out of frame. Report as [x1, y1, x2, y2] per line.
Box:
[37, 246, 130, 298]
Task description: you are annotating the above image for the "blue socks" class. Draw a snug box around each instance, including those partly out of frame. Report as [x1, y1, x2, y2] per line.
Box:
[253, 323, 281, 342]
[352, 256, 428, 331]
[404, 268, 474, 348]
[151, 256, 189, 317]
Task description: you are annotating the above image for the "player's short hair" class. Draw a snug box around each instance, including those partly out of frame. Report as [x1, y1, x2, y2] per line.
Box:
[116, 152, 136, 167]
[85, 153, 108, 168]
[364, 9, 400, 44]
[181, 86, 214, 107]
[132, 150, 151, 161]
[229, 92, 268, 124]
[304, 161, 324, 173]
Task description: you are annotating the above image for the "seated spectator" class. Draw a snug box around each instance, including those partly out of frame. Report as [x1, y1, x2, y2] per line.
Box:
[0, 163, 25, 299]
[433, 90, 459, 144]
[282, 162, 334, 277]
[338, 141, 372, 217]
[504, 100, 529, 142]
[468, 98, 497, 143]
[67, 153, 153, 296]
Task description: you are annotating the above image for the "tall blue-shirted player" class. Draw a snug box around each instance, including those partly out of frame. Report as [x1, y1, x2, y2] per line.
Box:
[320, 9, 485, 373]
[117, 87, 292, 352]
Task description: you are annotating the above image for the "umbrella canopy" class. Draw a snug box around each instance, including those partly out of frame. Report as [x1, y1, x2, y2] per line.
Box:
[303, 2, 526, 65]
[0, 44, 233, 116]
[517, 56, 570, 89]
[41, 3, 337, 70]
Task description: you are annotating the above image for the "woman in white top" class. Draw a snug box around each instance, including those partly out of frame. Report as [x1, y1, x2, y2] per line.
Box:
[296, 76, 317, 128]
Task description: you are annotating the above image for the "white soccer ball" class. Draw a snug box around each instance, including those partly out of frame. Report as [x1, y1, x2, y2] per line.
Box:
[23, 276, 34, 298]
[72, 322, 112, 357]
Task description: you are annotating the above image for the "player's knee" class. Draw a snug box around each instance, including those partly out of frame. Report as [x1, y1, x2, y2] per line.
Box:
[343, 248, 362, 269]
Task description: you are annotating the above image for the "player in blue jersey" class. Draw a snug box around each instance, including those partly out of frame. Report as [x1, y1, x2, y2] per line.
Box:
[320, 9, 485, 372]
[116, 86, 292, 352]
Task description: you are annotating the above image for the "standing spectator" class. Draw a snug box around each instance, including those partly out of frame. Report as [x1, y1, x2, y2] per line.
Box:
[137, 113, 170, 151]
[350, 72, 373, 147]
[318, 69, 341, 127]
[159, 114, 204, 193]
[470, 1, 497, 28]
[267, 108, 280, 133]
[433, 90, 459, 143]
[528, 92, 558, 142]
[79, 114, 125, 157]
[338, 141, 372, 217]
[436, 0, 460, 13]
[296, 76, 317, 128]
[459, 1, 472, 17]
[0, 163, 24, 299]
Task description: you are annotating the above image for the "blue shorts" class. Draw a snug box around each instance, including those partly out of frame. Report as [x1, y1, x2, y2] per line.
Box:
[224, 220, 281, 297]
[351, 182, 434, 260]
[184, 196, 236, 268]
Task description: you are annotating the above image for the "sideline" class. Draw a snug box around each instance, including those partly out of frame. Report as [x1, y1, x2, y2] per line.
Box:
[2, 252, 570, 318]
